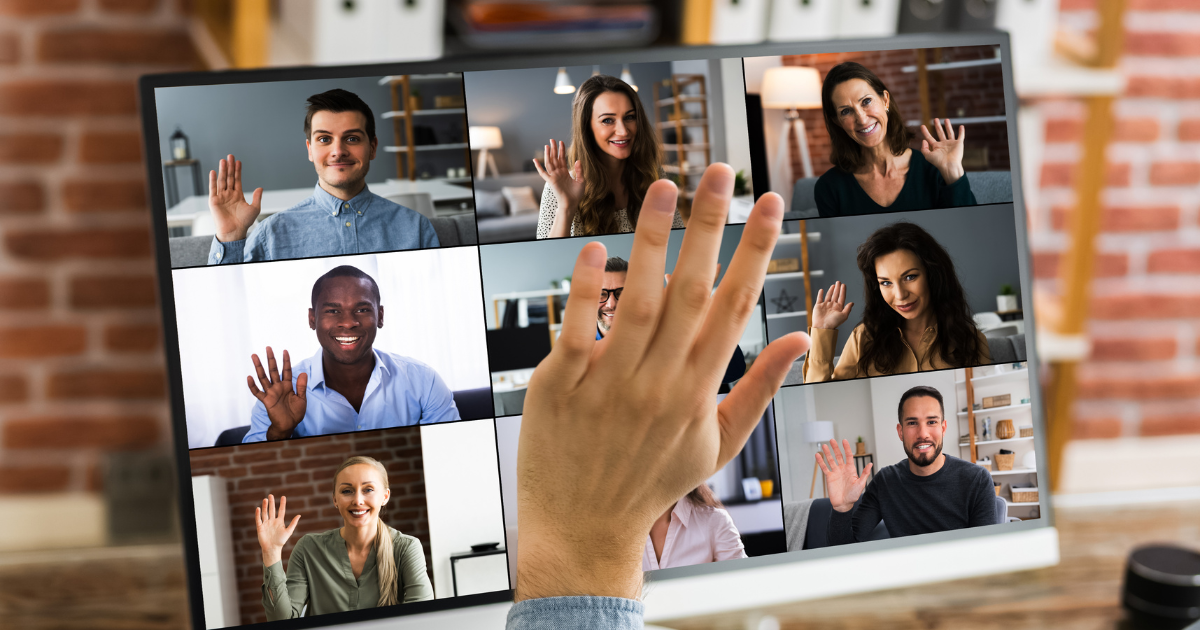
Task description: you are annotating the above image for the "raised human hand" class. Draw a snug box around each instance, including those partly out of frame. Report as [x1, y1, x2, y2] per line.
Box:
[516, 164, 810, 601]
[532, 139, 584, 214]
[255, 494, 300, 567]
[816, 439, 874, 513]
[811, 281, 854, 330]
[246, 347, 308, 441]
[209, 154, 263, 243]
[919, 118, 966, 185]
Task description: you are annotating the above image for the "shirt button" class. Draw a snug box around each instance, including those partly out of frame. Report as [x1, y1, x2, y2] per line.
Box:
[357, 211, 362, 215]
[344, 203, 350, 208]
[215, 251, 221, 259]
[345, 221, 352, 227]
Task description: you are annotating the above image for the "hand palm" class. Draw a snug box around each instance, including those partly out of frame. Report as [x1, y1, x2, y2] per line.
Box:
[209, 154, 263, 241]
[247, 347, 308, 436]
[920, 119, 965, 174]
[256, 495, 300, 560]
[818, 439, 873, 511]
[812, 282, 853, 330]
[262, 382, 306, 429]
[534, 139, 584, 207]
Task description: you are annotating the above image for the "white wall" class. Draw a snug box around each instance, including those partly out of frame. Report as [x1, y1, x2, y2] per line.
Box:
[868, 371, 960, 468]
[740, 55, 790, 208]
[775, 379, 873, 503]
[421, 420, 508, 598]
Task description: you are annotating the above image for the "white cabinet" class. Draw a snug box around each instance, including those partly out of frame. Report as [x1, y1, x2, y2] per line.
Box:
[276, 0, 443, 66]
[193, 475, 239, 629]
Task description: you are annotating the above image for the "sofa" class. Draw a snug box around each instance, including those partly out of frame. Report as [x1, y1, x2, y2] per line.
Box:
[786, 170, 1015, 220]
[473, 172, 546, 244]
[785, 494, 1009, 551]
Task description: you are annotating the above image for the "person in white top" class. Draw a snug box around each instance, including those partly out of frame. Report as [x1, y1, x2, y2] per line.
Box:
[534, 74, 685, 239]
[643, 484, 747, 571]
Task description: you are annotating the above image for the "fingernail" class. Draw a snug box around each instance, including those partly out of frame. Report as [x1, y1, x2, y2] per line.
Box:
[581, 243, 605, 268]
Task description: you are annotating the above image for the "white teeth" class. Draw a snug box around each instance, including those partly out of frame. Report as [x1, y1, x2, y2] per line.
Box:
[335, 337, 359, 343]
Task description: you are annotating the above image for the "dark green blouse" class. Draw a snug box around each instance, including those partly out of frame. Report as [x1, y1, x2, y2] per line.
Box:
[814, 150, 976, 217]
[262, 526, 434, 620]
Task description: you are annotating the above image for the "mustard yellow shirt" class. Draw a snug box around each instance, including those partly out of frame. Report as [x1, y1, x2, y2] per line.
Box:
[802, 324, 991, 383]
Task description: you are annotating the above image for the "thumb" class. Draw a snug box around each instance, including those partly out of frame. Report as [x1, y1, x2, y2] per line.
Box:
[921, 140, 930, 153]
[295, 372, 308, 400]
[715, 332, 810, 467]
[251, 188, 263, 209]
[843, 301, 854, 313]
[573, 160, 581, 180]
[286, 514, 301, 535]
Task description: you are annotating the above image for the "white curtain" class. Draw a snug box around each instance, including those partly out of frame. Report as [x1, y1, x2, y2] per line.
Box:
[172, 248, 491, 449]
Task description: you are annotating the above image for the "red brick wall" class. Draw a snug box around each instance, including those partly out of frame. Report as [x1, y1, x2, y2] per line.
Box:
[0, 2, 199, 493]
[1033, 0, 1200, 438]
[189, 428, 432, 626]
[781, 46, 1011, 179]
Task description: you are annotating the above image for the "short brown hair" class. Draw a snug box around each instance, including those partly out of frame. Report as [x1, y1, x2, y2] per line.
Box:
[821, 62, 911, 173]
[604, 256, 629, 273]
[304, 88, 375, 142]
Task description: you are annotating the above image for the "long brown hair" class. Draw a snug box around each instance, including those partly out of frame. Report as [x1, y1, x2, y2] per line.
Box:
[853, 222, 983, 376]
[568, 74, 661, 235]
[685, 483, 724, 510]
[333, 456, 398, 606]
[821, 62, 911, 174]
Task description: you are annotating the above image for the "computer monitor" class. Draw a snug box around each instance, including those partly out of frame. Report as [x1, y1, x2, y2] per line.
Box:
[142, 32, 1055, 630]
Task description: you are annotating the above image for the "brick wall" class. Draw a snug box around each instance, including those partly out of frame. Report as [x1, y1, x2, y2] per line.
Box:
[781, 46, 1011, 179]
[189, 428, 432, 626]
[1034, 0, 1200, 439]
[0, 1, 199, 494]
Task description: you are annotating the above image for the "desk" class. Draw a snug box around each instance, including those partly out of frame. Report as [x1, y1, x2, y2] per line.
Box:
[449, 547, 508, 597]
[164, 178, 476, 236]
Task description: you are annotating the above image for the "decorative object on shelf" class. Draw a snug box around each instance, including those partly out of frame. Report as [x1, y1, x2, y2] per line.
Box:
[1022, 451, 1037, 470]
[553, 67, 575, 94]
[761, 66, 822, 184]
[1020, 397, 1031, 405]
[801, 421, 835, 499]
[741, 477, 764, 501]
[973, 403, 982, 410]
[993, 481, 1001, 496]
[983, 394, 1012, 409]
[976, 457, 992, 471]
[382, 74, 470, 181]
[997, 283, 1018, 312]
[759, 479, 774, 499]
[469, 126, 503, 179]
[169, 127, 190, 160]
[435, 94, 465, 109]
[995, 449, 1015, 471]
[1020, 424, 1034, 438]
[855, 436, 866, 456]
[408, 87, 422, 112]
[996, 419, 1015, 440]
[767, 258, 800, 274]
[734, 169, 749, 196]
[1011, 487, 1038, 503]
[771, 288, 800, 313]
[982, 416, 992, 441]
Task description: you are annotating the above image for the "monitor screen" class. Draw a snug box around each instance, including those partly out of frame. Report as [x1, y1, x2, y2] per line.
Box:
[142, 33, 1049, 630]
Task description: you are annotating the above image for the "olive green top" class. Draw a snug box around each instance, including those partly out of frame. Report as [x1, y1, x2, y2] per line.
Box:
[262, 526, 434, 620]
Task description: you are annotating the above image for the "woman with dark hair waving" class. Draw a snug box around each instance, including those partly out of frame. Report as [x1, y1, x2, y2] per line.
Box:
[803, 222, 990, 382]
[534, 74, 685, 238]
[815, 62, 976, 217]
[256, 456, 433, 620]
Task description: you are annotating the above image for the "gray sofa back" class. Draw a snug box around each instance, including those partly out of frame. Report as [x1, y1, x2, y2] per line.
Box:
[787, 169, 1014, 220]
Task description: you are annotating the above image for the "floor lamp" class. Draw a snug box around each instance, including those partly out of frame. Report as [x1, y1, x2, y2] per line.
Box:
[801, 421, 835, 499]
[469, 126, 502, 179]
[760, 66, 823, 188]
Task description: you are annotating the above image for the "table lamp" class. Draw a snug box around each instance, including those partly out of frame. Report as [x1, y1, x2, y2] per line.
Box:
[761, 66, 823, 186]
[800, 420, 835, 499]
[469, 126, 503, 179]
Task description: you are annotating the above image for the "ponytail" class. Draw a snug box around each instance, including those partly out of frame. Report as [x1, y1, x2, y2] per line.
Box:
[333, 455, 398, 606]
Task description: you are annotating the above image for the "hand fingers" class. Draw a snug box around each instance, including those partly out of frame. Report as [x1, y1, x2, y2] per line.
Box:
[692, 190, 785, 376]
[537, 241, 606, 384]
[815, 287, 825, 304]
[943, 118, 954, 139]
[922, 139, 930, 153]
[266, 346, 280, 383]
[532, 158, 548, 179]
[816, 451, 831, 477]
[277, 495, 286, 522]
[558, 140, 566, 167]
[224, 155, 234, 190]
[843, 301, 854, 315]
[934, 119, 947, 141]
[572, 160, 581, 181]
[820, 443, 835, 472]
[234, 159, 244, 194]
[603, 179, 678, 355]
[860, 463, 873, 484]
[715, 332, 809, 467]
[281, 350, 292, 387]
[286, 514, 301, 536]
[216, 158, 227, 193]
[251, 188, 263, 210]
[296, 372, 308, 400]
[830, 439, 845, 467]
[958, 124, 966, 143]
[251, 353, 272, 392]
[920, 124, 936, 145]
[835, 281, 845, 307]
[267, 494, 276, 520]
[208, 169, 217, 198]
[841, 438, 854, 463]
[256, 505, 262, 528]
[247, 375, 266, 402]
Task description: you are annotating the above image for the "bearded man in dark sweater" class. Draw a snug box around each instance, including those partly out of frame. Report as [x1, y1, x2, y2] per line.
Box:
[816, 385, 997, 544]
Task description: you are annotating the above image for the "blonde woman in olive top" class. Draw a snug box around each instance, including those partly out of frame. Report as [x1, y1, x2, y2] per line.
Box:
[255, 456, 434, 620]
[803, 222, 991, 383]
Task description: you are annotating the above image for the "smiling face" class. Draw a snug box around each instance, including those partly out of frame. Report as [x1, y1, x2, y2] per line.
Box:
[306, 109, 377, 193]
[309, 275, 382, 366]
[589, 91, 637, 163]
[874, 248, 930, 323]
[896, 395, 945, 469]
[596, 270, 627, 337]
[831, 78, 891, 150]
[334, 463, 390, 528]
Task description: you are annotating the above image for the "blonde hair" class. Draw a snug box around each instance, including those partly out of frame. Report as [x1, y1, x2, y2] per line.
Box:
[333, 456, 397, 606]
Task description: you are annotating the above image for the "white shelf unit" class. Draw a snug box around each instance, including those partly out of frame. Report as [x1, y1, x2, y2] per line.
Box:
[955, 365, 1038, 516]
[381, 74, 469, 181]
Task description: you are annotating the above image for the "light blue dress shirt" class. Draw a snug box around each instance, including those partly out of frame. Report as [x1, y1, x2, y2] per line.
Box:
[242, 348, 459, 442]
[507, 597, 644, 630]
[208, 184, 439, 264]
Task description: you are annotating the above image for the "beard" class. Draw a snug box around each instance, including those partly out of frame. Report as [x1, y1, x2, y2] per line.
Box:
[905, 438, 943, 468]
[596, 307, 614, 334]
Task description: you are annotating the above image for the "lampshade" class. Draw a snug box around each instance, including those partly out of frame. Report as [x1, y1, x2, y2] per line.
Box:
[469, 126, 503, 150]
[761, 66, 822, 110]
[800, 420, 835, 444]
[620, 64, 638, 92]
[554, 67, 575, 95]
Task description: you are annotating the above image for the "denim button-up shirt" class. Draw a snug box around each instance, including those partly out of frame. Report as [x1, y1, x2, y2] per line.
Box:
[241, 348, 459, 442]
[208, 184, 439, 264]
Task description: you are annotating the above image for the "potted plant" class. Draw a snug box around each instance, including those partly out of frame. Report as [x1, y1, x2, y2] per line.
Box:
[996, 284, 1018, 312]
[855, 436, 866, 456]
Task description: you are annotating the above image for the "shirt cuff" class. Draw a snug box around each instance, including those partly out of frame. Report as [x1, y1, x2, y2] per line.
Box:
[506, 596, 644, 630]
[263, 561, 286, 589]
[208, 237, 245, 264]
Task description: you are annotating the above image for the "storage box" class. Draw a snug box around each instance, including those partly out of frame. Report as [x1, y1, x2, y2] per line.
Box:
[767, 258, 800, 274]
[1011, 487, 1038, 503]
[995, 452, 1015, 471]
[435, 95, 465, 108]
[983, 394, 1011, 409]
[975, 459, 992, 471]
[1019, 425, 1033, 438]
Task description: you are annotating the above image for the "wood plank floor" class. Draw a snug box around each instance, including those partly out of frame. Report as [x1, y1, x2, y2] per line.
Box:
[0, 499, 1197, 629]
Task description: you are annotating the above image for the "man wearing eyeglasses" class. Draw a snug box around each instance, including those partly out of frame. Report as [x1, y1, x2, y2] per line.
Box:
[597, 256, 746, 385]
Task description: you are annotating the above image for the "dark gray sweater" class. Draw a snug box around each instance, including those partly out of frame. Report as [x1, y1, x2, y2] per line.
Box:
[829, 454, 996, 545]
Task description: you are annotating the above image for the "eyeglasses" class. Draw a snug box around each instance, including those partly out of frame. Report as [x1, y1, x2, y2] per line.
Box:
[599, 287, 624, 303]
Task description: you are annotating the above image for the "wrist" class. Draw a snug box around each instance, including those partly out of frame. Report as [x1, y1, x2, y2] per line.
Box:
[265, 424, 294, 441]
[216, 228, 248, 243]
[263, 548, 282, 567]
[832, 502, 853, 513]
[942, 164, 965, 184]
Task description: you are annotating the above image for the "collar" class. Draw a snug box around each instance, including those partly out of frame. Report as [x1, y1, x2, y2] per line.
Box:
[306, 347, 388, 390]
[313, 183, 374, 217]
[671, 494, 697, 528]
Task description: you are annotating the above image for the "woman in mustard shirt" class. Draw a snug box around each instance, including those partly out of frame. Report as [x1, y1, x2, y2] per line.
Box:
[803, 221, 990, 382]
[255, 455, 434, 620]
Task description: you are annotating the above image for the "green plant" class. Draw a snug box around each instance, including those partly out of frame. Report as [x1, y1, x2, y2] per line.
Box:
[856, 436, 863, 443]
[734, 169, 749, 196]
[999, 284, 1014, 295]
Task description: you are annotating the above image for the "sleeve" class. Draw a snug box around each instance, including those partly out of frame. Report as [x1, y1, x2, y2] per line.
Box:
[710, 508, 748, 562]
[506, 596, 644, 630]
[262, 540, 310, 620]
[207, 236, 245, 265]
[802, 327, 839, 383]
[535, 185, 558, 240]
[936, 171, 977, 208]
[396, 536, 435, 603]
[242, 401, 271, 443]
[968, 467, 1000, 527]
[418, 367, 461, 424]
[419, 215, 441, 248]
[814, 172, 840, 218]
[828, 481, 883, 546]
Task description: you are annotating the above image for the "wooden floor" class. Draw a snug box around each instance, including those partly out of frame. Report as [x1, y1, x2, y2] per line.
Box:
[1, 499, 1197, 629]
